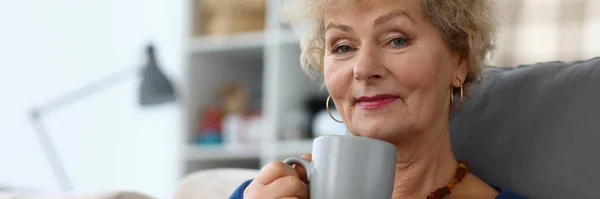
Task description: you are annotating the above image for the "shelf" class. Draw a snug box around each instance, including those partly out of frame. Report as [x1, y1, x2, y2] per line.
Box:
[188, 30, 300, 55]
[184, 139, 314, 162]
[189, 31, 264, 53]
[274, 139, 314, 157]
[185, 143, 261, 161]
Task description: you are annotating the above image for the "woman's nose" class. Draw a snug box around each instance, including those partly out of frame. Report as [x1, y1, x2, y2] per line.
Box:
[353, 45, 387, 83]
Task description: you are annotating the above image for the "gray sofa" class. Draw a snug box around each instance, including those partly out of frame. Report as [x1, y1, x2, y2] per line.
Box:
[450, 57, 600, 199]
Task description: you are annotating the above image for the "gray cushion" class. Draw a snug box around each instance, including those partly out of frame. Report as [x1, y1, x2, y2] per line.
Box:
[450, 57, 600, 199]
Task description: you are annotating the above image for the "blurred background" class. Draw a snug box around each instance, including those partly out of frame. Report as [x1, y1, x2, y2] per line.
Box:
[0, 0, 598, 198]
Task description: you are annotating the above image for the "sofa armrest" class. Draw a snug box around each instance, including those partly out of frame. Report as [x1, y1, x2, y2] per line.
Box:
[173, 168, 259, 199]
[0, 191, 154, 199]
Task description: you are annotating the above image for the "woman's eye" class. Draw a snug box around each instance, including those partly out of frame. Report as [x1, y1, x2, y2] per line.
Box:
[389, 37, 408, 47]
[333, 45, 353, 54]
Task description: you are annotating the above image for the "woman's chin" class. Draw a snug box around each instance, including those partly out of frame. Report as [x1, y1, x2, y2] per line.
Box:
[349, 120, 409, 142]
[350, 126, 397, 140]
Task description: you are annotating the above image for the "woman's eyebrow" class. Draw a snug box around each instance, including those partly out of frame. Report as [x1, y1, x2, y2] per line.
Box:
[374, 9, 416, 26]
[325, 23, 354, 32]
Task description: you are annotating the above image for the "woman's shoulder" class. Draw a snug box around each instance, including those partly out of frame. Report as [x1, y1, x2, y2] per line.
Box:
[228, 179, 526, 199]
[228, 179, 253, 199]
[493, 186, 526, 199]
[467, 174, 526, 199]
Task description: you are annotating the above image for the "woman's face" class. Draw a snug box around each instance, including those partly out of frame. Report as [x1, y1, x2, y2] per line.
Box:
[323, 0, 468, 142]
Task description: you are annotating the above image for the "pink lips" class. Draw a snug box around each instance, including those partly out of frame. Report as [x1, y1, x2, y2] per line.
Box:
[355, 94, 399, 110]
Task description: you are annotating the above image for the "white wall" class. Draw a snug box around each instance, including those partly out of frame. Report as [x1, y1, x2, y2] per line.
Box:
[0, 0, 185, 198]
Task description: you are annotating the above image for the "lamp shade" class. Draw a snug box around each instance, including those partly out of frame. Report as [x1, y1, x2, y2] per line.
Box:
[138, 44, 176, 106]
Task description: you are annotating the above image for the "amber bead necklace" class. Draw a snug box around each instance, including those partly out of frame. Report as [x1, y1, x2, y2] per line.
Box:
[426, 161, 469, 199]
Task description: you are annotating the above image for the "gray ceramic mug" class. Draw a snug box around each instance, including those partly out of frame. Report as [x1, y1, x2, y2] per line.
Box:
[283, 135, 397, 199]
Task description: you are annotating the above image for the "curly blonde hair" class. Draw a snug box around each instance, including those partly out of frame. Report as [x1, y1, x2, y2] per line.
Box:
[281, 0, 496, 94]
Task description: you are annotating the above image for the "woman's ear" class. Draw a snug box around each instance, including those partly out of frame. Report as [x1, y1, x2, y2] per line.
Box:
[450, 33, 470, 86]
[452, 47, 469, 87]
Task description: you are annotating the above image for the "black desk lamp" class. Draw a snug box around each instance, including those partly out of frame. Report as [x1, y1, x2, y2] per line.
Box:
[29, 43, 176, 192]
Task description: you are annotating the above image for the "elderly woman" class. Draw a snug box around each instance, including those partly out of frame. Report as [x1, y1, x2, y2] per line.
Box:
[230, 0, 525, 198]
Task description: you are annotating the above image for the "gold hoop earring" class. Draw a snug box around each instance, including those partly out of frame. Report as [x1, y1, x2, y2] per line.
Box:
[326, 95, 344, 123]
[451, 78, 464, 112]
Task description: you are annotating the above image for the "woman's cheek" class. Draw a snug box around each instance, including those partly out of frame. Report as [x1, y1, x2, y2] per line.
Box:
[323, 63, 336, 92]
[388, 52, 437, 91]
[324, 60, 354, 111]
[324, 60, 347, 90]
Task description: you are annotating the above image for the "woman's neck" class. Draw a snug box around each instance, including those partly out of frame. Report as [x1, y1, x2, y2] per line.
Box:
[390, 123, 458, 199]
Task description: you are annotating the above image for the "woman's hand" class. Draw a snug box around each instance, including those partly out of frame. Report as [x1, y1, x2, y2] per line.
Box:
[244, 154, 312, 199]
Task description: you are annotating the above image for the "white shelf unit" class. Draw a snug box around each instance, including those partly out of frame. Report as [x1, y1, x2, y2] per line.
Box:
[181, 0, 324, 175]
[185, 144, 261, 161]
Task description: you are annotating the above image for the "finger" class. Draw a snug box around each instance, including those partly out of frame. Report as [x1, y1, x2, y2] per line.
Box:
[292, 164, 308, 183]
[255, 161, 300, 185]
[300, 153, 312, 161]
[243, 182, 264, 199]
[267, 175, 309, 199]
[293, 154, 312, 182]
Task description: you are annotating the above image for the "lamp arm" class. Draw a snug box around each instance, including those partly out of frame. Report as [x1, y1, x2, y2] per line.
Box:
[33, 68, 141, 115]
[29, 67, 140, 192]
[28, 117, 72, 192]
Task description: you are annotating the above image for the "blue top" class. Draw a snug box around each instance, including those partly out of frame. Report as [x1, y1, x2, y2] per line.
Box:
[228, 179, 525, 199]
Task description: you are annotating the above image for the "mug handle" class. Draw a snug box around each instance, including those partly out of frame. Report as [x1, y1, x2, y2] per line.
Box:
[283, 157, 313, 181]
